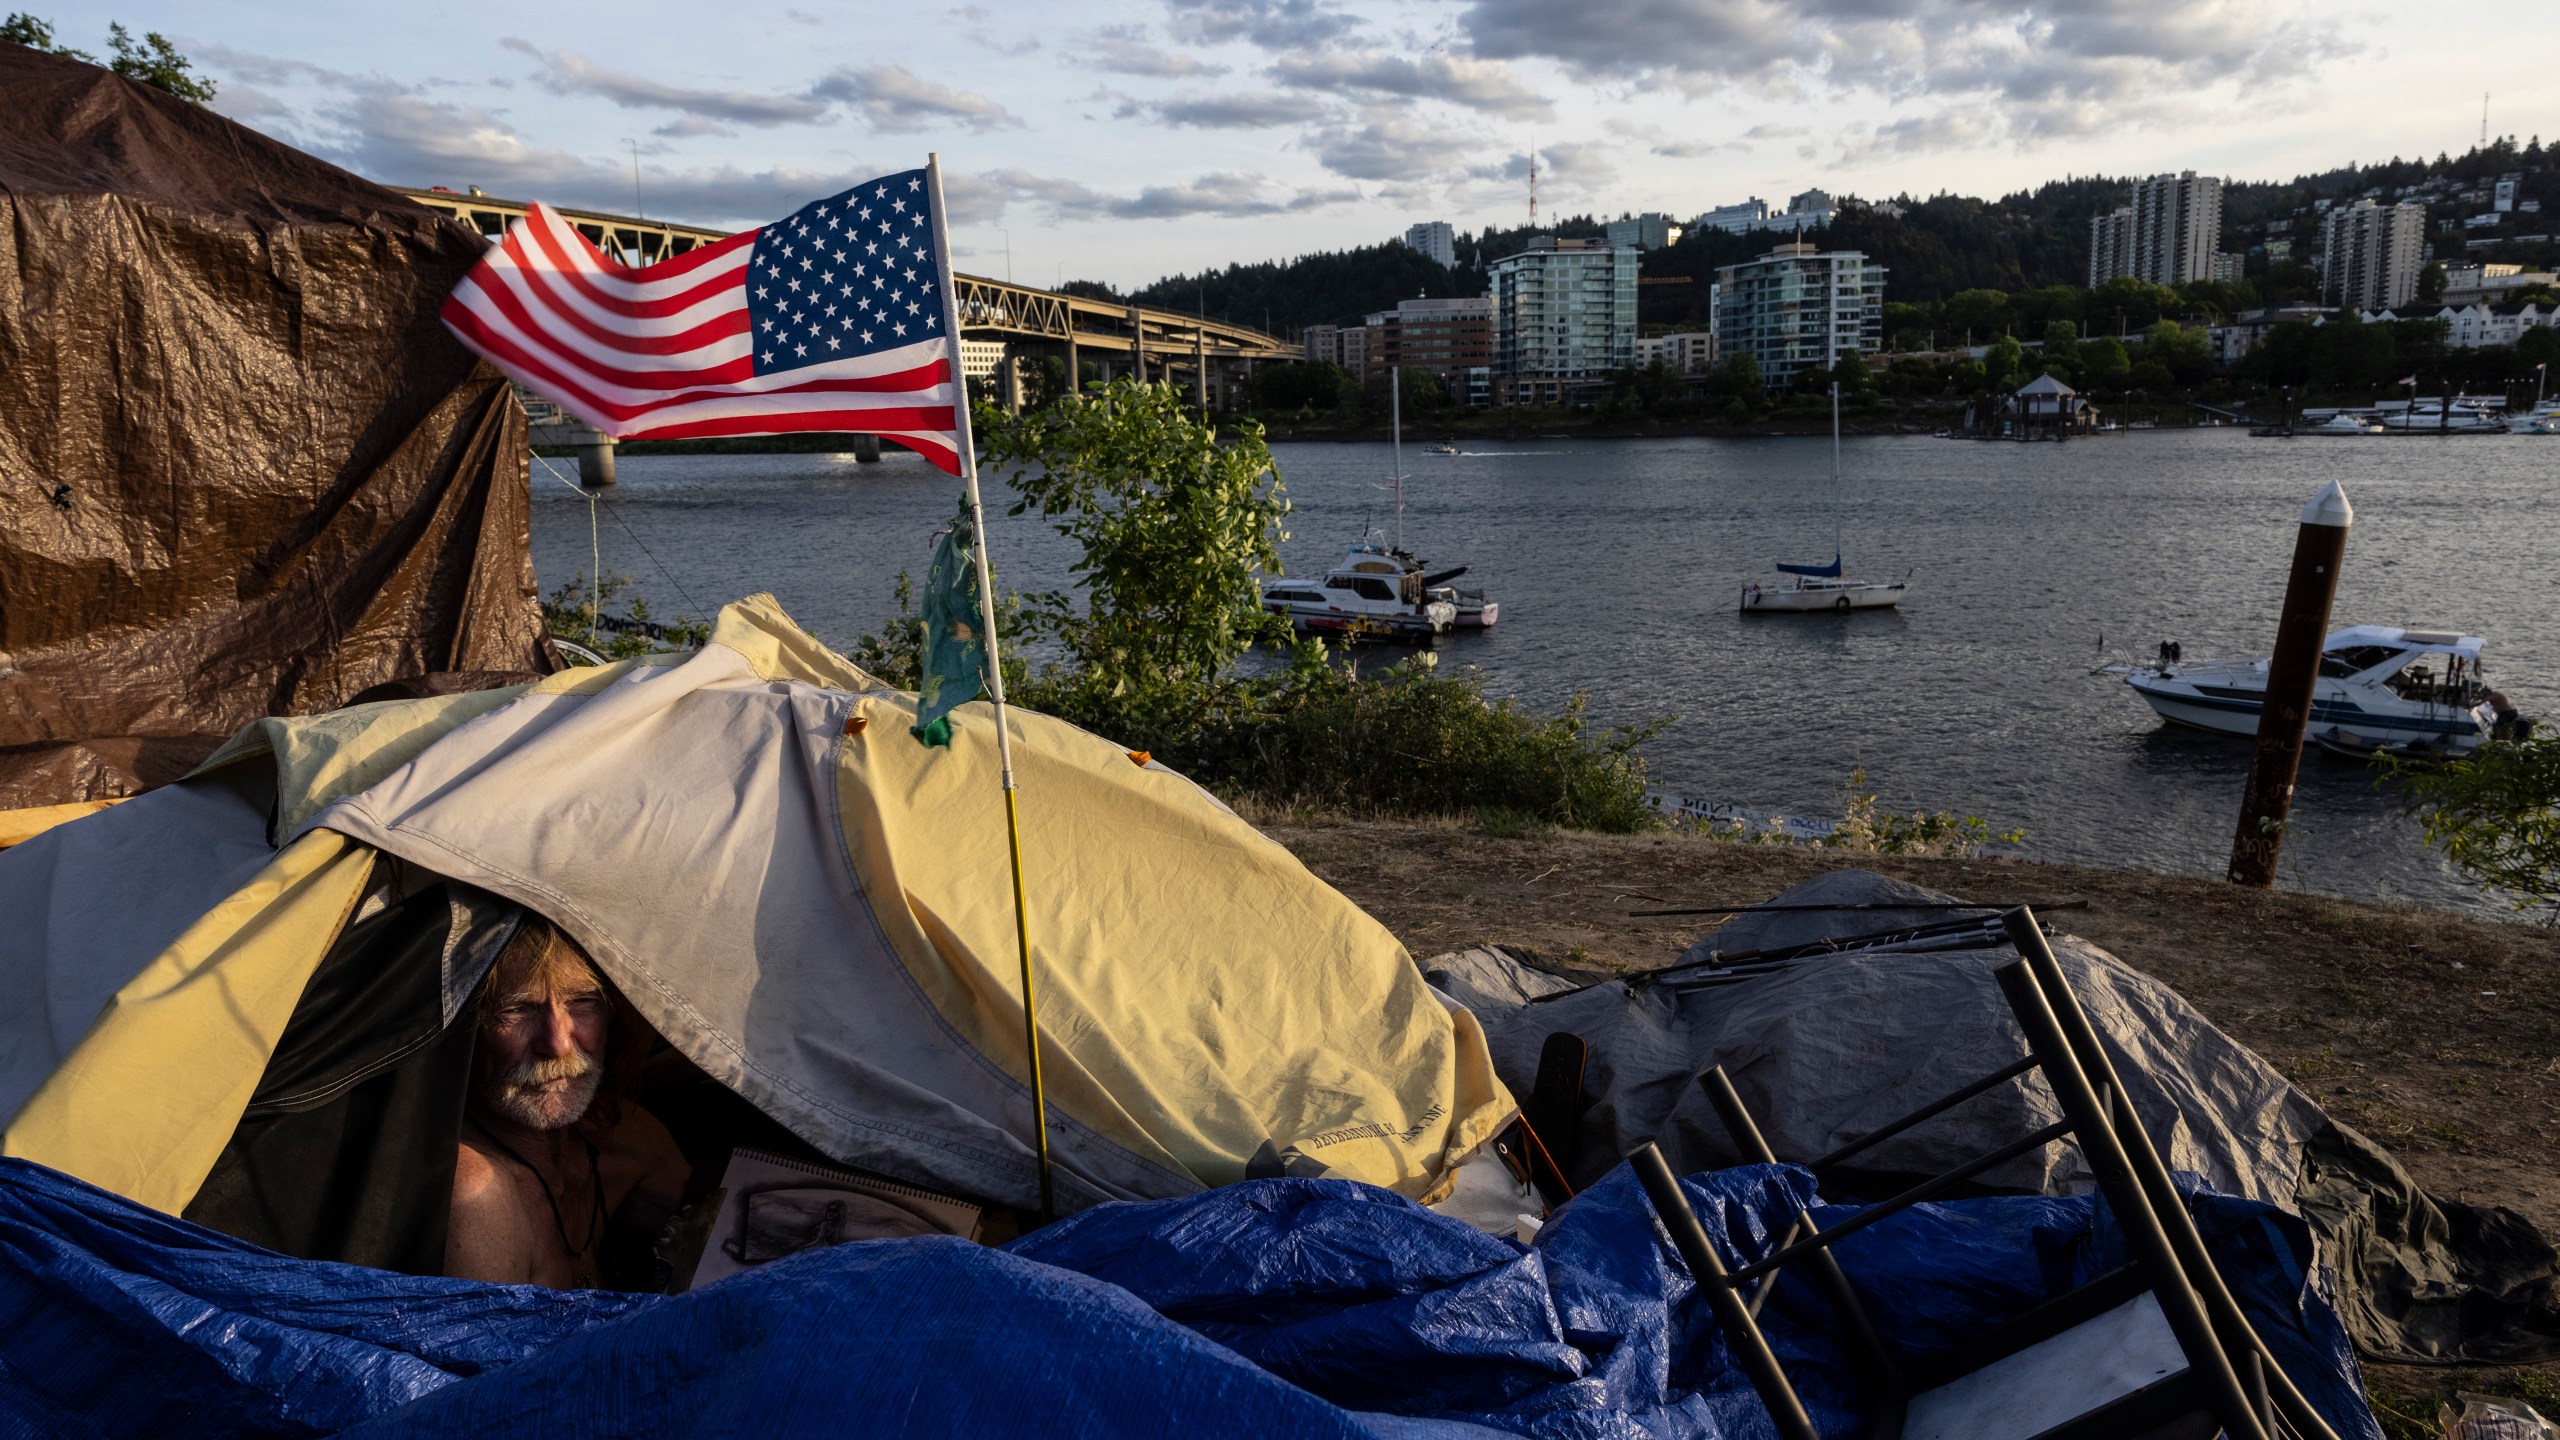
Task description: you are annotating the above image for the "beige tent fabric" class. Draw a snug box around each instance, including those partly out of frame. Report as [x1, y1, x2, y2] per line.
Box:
[0, 800, 120, 850]
[836, 686, 1513, 1199]
[189, 659, 658, 834]
[3, 829, 375, 1213]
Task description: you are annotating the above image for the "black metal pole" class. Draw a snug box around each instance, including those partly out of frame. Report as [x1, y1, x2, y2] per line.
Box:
[1627, 1145, 1821, 1440]
[2227, 480, 2354, 886]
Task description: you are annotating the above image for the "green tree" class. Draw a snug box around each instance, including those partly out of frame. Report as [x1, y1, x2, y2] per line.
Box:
[1942, 289, 2013, 342]
[2042, 319, 2080, 349]
[2140, 320, 2213, 386]
[1368, 365, 1448, 413]
[2128, 359, 2173, 393]
[2416, 262, 2448, 305]
[1708, 350, 1763, 397]
[2078, 335, 2132, 388]
[976, 381, 1289, 691]
[1984, 335, 2024, 389]
[2088, 276, 2181, 334]
[2392, 737, 2560, 920]
[1830, 349, 1874, 396]
[2, 14, 215, 100]
[1252, 360, 1352, 411]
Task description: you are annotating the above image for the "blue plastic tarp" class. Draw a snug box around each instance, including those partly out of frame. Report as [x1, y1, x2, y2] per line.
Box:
[0, 1157, 2375, 1439]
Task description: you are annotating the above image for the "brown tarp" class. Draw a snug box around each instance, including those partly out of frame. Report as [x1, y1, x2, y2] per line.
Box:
[0, 44, 551, 808]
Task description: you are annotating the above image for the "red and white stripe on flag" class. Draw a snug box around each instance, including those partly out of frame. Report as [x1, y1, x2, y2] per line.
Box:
[440, 195, 963, 474]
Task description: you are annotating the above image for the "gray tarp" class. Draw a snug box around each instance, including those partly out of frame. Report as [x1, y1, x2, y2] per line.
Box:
[1424, 868, 2560, 1365]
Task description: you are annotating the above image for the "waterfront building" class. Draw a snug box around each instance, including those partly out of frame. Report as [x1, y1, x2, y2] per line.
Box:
[1403, 220, 1457, 268]
[1636, 332, 1717, 372]
[2360, 301, 2558, 350]
[1694, 197, 1770, 235]
[2318, 199, 2426, 310]
[959, 338, 1008, 381]
[1363, 296, 1495, 391]
[2440, 262, 2555, 307]
[1712, 241, 1885, 387]
[2211, 251, 2244, 284]
[1301, 322, 1370, 374]
[1605, 212, 1683, 250]
[1489, 236, 1639, 405]
[2089, 171, 2225, 287]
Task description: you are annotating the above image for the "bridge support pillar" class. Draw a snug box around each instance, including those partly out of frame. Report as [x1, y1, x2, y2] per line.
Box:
[1194, 328, 1208, 411]
[851, 434, 881, 464]
[1065, 333, 1080, 397]
[574, 436, 615, 487]
[1127, 304, 1146, 385]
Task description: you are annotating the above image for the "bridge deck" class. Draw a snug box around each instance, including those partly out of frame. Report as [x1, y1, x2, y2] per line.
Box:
[394, 186, 1292, 360]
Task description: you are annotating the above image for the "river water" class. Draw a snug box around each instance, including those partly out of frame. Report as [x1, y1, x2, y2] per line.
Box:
[531, 428, 2560, 914]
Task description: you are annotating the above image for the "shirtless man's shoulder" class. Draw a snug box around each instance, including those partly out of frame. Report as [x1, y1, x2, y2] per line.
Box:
[446, 1140, 545, 1285]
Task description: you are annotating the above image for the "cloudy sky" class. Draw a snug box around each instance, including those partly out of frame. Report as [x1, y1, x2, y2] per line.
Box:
[67, 0, 2560, 288]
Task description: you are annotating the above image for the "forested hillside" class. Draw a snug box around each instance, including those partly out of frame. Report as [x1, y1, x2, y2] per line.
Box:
[1084, 138, 2556, 337]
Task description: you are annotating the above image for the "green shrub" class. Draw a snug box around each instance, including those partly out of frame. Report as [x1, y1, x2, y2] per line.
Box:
[541, 572, 709, 662]
[2389, 737, 2560, 920]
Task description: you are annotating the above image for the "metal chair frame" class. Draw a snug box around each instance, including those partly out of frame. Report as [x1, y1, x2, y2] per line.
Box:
[1628, 907, 2342, 1440]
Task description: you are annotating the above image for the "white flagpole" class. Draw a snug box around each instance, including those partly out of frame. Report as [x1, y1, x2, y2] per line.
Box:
[926, 153, 1054, 1221]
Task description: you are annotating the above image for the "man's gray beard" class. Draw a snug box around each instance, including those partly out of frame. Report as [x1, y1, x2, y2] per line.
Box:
[483, 1050, 602, 1130]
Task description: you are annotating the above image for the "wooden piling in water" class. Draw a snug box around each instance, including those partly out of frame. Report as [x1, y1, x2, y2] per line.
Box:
[2227, 480, 2354, 887]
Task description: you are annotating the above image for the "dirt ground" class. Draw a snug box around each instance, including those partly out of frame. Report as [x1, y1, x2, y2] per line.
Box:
[1262, 814, 2560, 1433]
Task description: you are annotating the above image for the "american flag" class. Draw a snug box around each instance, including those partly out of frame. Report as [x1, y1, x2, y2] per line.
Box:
[440, 166, 965, 473]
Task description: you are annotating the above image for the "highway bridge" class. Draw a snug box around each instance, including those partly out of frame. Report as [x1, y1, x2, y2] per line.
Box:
[395, 186, 1294, 418]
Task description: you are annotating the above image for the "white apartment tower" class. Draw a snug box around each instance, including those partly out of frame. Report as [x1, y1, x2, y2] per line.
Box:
[2089, 171, 2225, 287]
[1713, 242, 1886, 386]
[1403, 220, 1458, 268]
[2319, 200, 2428, 311]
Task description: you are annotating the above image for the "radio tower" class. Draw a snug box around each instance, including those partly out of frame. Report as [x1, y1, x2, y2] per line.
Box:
[1527, 138, 1540, 228]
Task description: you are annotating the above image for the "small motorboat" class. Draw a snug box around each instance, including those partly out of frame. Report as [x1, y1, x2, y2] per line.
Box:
[2526, 415, 2560, 435]
[2305, 413, 2380, 435]
[1424, 440, 1460, 456]
[2106, 626, 2529, 755]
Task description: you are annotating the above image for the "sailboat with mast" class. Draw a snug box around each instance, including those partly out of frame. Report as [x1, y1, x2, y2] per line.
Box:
[1740, 382, 1907, 614]
[1259, 368, 1501, 638]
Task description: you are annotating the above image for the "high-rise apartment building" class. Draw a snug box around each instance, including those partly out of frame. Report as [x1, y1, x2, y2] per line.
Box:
[2319, 199, 2427, 310]
[1712, 242, 1885, 386]
[1402, 220, 1457, 268]
[1489, 236, 1639, 405]
[2088, 171, 2225, 287]
[1605, 212, 1683, 250]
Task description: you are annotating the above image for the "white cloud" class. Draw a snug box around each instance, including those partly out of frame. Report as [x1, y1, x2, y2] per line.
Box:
[1269, 51, 1552, 119]
[807, 65, 1023, 134]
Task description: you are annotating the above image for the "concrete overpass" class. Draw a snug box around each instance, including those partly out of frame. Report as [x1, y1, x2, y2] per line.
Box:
[394, 185, 1293, 423]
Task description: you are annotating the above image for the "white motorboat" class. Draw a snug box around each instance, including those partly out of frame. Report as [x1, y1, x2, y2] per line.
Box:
[1259, 371, 1498, 640]
[1742, 382, 1906, 615]
[1261, 547, 1460, 640]
[2380, 409, 2508, 434]
[1424, 440, 1460, 456]
[2111, 626, 2530, 755]
[2306, 413, 2381, 435]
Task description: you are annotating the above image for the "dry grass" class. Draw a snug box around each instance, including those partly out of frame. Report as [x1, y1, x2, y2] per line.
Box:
[1260, 813, 2560, 1424]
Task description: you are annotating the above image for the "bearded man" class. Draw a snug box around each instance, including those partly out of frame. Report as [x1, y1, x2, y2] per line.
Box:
[445, 918, 692, 1288]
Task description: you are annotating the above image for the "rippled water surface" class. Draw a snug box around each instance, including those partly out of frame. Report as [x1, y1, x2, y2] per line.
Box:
[533, 429, 2560, 913]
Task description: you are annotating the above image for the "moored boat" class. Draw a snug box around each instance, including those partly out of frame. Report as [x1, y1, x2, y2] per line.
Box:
[2108, 626, 2531, 755]
[1742, 382, 1906, 615]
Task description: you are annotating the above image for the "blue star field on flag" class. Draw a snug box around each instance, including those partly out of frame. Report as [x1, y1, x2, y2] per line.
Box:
[744, 167, 942, 376]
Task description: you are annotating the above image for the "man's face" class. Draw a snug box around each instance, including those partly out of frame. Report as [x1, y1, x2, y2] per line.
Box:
[477, 935, 609, 1130]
